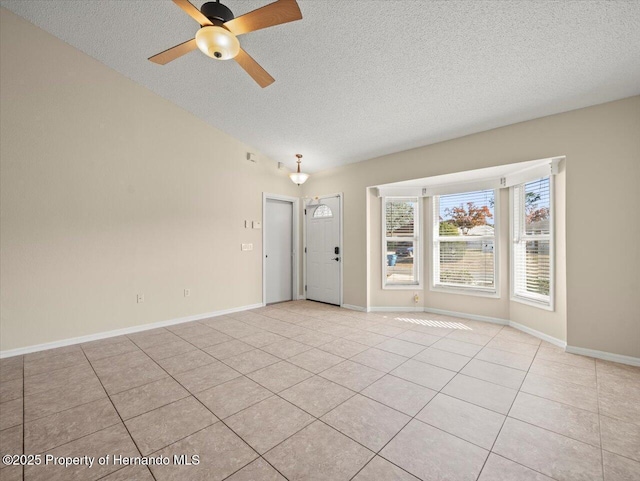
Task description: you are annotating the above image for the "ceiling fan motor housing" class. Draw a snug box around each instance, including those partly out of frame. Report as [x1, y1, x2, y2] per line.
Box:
[200, 2, 235, 23]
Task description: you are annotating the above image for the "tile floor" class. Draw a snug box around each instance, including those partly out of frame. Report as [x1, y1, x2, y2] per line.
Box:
[0, 300, 639, 481]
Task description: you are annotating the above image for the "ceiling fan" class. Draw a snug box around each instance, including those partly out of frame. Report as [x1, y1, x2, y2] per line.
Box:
[149, 0, 302, 88]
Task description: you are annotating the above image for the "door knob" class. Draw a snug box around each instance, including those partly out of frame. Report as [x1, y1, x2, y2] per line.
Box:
[332, 257, 340, 261]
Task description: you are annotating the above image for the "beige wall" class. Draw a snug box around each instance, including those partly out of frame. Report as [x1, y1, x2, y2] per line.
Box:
[0, 10, 298, 351]
[304, 98, 639, 357]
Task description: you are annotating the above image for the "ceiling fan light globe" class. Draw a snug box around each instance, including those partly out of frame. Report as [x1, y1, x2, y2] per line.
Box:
[195, 26, 240, 60]
[289, 172, 310, 185]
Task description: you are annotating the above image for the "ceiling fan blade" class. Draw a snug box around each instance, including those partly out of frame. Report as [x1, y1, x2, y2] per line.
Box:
[234, 48, 275, 88]
[224, 0, 302, 36]
[149, 38, 198, 65]
[173, 0, 212, 26]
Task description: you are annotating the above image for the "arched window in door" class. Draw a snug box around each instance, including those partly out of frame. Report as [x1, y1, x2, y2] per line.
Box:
[313, 204, 333, 218]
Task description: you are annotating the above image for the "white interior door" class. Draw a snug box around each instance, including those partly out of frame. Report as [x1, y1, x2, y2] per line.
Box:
[265, 199, 293, 304]
[306, 196, 341, 305]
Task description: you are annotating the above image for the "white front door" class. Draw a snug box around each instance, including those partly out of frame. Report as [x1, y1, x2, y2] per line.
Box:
[306, 196, 341, 305]
[265, 199, 293, 304]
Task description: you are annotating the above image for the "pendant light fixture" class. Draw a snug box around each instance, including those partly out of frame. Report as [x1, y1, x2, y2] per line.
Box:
[289, 154, 310, 185]
[195, 25, 240, 60]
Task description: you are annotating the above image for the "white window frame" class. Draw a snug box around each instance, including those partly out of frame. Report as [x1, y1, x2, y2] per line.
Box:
[382, 197, 422, 289]
[430, 189, 500, 297]
[510, 176, 555, 311]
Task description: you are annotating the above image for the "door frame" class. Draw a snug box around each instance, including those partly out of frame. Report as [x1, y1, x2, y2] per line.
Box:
[263, 193, 300, 306]
[303, 192, 344, 307]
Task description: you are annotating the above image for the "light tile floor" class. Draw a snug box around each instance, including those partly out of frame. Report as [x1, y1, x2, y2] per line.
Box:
[1, 301, 639, 481]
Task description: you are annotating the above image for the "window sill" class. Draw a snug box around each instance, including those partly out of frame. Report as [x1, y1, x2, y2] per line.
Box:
[383, 283, 422, 290]
[511, 295, 554, 311]
[430, 285, 499, 299]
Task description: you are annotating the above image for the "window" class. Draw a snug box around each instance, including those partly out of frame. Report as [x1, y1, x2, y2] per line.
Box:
[383, 197, 420, 287]
[433, 189, 497, 294]
[511, 177, 553, 308]
[312, 204, 333, 218]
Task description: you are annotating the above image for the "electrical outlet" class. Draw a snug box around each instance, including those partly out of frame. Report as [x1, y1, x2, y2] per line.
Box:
[184, 289, 190, 297]
[414, 293, 420, 304]
[241, 243, 253, 251]
[137, 294, 144, 304]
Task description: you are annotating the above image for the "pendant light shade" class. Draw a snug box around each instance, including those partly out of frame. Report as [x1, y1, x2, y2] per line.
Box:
[289, 154, 309, 185]
[195, 26, 240, 60]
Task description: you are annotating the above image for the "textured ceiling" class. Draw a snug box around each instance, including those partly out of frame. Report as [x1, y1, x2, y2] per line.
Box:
[2, 1, 640, 172]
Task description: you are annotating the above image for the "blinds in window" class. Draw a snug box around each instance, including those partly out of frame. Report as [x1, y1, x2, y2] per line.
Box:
[384, 198, 419, 286]
[512, 177, 552, 306]
[386, 200, 416, 237]
[433, 189, 496, 292]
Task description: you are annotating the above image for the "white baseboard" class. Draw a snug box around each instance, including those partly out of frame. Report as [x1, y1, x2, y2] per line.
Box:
[566, 345, 640, 367]
[372, 306, 567, 348]
[5, 302, 637, 367]
[423, 307, 509, 326]
[509, 320, 566, 348]
[368, 305, 636, 365]
[370, 306, 424, 313]
[0, 303, 264, 359]
[342, 304, 366, 312]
